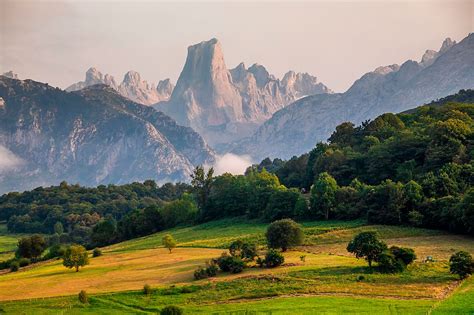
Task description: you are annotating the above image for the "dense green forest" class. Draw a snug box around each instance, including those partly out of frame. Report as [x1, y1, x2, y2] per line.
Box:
[251, 90, 474, 234]
[0, 90, 473, 253]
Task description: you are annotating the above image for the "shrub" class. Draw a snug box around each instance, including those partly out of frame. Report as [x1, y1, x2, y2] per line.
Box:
[143, 284, 152, 295]
[256, 257, 265, 268]
[44, 244, 67, 260]
[9, 261, 19, 272]
[229, 240, 257, 260]
[161, 305, 183, 315]
[205, 260, 218, 277]
[92, 248, 102, 257]
[216, 253, 245, 273]
[216, 253, 233, 272]
[264, 249, 285, 268]
[377, 250, 405, 273]
[78, 290, 88, 304]
[193, 267, 207, 280]
[194, 260, 219, 280]
[18, 258, 30, 267]
[266, 219, 303, 251]
[449, 251, 474, 279]
[390, 246, 416, 265]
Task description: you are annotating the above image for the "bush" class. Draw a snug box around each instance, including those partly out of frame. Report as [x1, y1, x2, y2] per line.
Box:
[9, 261, 19, 272]
[449, 251, 474, 279]
[377, 250, 405, 273]
[44, 244, 67, 260]
[229, 240, 257, 260]
[264, 249, 285, 268]
[143, 284, 152, 295]
[194, 260, 219, 280]
[161, 305, 183, 315]
[390, 246, 416, 265]
[78, 290, 88, 304]
[92, 248, 102, 257]
[266, 219, 304, 251]
[193, 266, 207, 280]
[205, 260, 218, 276]
[18, 258, 30, 267]
[216, 253, 245, 273]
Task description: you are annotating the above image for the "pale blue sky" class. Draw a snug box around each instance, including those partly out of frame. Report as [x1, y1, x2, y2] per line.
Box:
[1, 0, 472, 92]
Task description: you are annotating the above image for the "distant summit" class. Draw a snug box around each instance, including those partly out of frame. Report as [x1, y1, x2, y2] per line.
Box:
[2, 71, 19, 80]
[156, 38, 331, 146]
[66, 68, 174, 105]
[232, 34, 474, 160]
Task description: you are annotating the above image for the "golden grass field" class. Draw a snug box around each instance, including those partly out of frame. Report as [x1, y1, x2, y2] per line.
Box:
[0, 219, 473, 314]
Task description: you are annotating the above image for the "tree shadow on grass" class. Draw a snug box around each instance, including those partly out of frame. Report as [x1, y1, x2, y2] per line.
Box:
[288, 265, 371, 278]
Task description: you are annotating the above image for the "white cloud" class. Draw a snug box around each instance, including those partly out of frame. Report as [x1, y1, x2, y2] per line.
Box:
[0, 145, 24, 173]
[212, 153, 253, 176]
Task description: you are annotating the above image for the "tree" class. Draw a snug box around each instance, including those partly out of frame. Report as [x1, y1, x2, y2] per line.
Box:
[191, 166, 214, 213]
[162, 234, 176, 253]
[263, 188, 300, 221]
[266, 219, 303, 251]
[16, 235, 47, 260]
[347, 232, 387, 268]
[54, 222, 64, 235]
[63, 245, 89, 272]
[449, 251, 473, 279]
[310, 172, 338, 220]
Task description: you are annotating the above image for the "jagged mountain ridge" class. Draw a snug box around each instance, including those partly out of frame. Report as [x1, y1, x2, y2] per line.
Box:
[232, 35, 474, 160]
[66, 68, 174, 106]
[155, 38, 331, 146]
[0, 76, 214, 193]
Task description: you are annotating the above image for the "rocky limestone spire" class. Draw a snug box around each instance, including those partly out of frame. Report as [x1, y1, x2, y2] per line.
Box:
[168, 38, 243, 127]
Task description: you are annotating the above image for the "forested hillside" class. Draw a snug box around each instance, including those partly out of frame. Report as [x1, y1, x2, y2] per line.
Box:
[250, 90, 474, 234]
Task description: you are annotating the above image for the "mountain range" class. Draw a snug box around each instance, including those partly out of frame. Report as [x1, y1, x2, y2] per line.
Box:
[67, 68, 174, 106]
[155, 38, 332, 146]
[0, 76, 214, 193]
[231, 35, 474, 160]
[1, 34, 473, 193]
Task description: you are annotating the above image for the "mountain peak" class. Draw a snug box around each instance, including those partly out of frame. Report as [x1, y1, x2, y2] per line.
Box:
[2, 71, 19, 80]
[440, 37, 456, 53]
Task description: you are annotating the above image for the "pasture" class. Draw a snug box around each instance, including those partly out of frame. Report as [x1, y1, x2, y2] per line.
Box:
[0, 218, 473, 314]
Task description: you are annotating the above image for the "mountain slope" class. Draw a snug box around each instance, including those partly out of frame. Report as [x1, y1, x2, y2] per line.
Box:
[232, 35, 474, 160]
[155, 38, 331, 146]
[0, 77, 214, 193]
[67, 68, 174, 105]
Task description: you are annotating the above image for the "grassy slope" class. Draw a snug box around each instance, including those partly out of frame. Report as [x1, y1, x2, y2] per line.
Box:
[0, 218, 473, 314]
[0, 223, 23, 261]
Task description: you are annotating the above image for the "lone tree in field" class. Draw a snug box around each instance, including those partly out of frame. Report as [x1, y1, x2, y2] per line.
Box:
[449, 251, 474, 279]
[266, 219, 303, 252]
[162, 234, 177, 253]
[63, 245, 89, 272]
[347, 231, 387, 268]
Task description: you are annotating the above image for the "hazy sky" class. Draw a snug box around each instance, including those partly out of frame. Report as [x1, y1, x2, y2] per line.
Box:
[1, 0, 472, 93]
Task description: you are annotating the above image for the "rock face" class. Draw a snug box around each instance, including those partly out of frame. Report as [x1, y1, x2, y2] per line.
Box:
[0, 76, 214, 193]
[156, 38, 331, 146]
[66, 68, 174, 105]
[232, 35, 474, 160]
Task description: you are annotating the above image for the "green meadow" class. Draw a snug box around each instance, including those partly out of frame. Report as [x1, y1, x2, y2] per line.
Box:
[0, 219, 473, 314]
